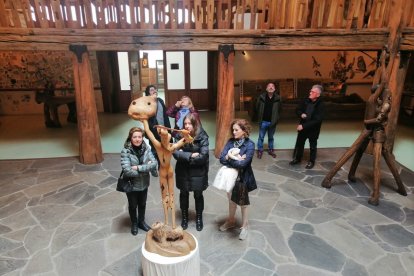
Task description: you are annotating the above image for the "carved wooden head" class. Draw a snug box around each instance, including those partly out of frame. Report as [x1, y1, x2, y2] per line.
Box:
[128, 96, 157, 121]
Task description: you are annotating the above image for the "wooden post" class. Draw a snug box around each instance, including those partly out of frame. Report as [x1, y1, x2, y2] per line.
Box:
[214, 45, 235, 158]
[70, 45, 104, 164]
[383, 0, 409, 152]
[385, 51, 411, 151]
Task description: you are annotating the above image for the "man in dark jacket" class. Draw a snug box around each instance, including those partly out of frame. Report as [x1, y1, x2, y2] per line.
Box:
[290, 84, 325, 169]
[144, 85, 171, 167]
[254, 82, 281, 159]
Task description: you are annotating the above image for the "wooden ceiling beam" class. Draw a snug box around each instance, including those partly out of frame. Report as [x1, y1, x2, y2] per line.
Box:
[0, 27, 414, 51]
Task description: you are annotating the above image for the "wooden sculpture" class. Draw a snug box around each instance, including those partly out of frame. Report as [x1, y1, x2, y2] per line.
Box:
[128, 96, 196, 257]
[35, 83, 77, 128]
[321, 49, 407, 205]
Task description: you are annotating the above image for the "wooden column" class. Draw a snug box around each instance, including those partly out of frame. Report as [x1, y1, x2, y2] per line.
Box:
[383, 0, 409, 152]
[214, 45, 235, 157]
[385, 51, 411, 151]
[70, 45, 104, 164]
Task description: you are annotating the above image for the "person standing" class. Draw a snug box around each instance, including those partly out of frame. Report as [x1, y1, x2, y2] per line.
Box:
[254, 82, 281, 159]
[289, 84, 325, 169]
[166, 95, 200, 139]
[144, 85, 171, 166]
[173, 114, 209, 231]
[121, 127, 158, 235]
[218, 119, 257, 240]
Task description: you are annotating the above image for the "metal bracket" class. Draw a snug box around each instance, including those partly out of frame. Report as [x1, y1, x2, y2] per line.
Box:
[218, 45, 234, 63]
[69, 45, 88, 63]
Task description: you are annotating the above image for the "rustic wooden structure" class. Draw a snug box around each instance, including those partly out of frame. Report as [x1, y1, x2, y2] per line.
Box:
[322, 0, 410, 205]
[0, 0, 413, 164]
[321, 49, 408, 205]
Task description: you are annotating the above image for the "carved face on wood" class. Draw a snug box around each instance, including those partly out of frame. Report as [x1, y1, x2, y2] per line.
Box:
[128, 96, 157, 121]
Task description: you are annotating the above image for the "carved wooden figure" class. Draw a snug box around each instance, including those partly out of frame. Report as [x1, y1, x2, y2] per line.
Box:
[35, 83, 77, 128]
[128, 96, 193, 228]
[321, 49, 407, 205]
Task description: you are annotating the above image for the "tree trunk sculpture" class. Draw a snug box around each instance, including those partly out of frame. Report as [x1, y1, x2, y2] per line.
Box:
[321, 48, 407, 205]
[128, 96, 196, 257]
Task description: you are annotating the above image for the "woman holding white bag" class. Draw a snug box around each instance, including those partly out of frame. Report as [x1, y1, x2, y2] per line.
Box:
[213, 119, 257, 240]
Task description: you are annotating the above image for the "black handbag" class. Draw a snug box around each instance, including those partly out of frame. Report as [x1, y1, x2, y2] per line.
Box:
[231, 171, 250, 206]
[116, 171, 133, 193]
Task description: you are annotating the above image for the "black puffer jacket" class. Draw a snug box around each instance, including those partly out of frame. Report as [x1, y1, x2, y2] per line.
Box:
[173, 128, 209, 191]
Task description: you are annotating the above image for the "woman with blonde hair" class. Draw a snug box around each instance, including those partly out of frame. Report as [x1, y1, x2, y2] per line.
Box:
[167, 95, 200, 138]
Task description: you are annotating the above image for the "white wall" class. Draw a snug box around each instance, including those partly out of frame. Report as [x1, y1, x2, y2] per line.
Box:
[234, 50, 375, 100]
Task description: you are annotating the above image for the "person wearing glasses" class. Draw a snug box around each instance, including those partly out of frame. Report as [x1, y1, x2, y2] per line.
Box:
[289, 84, 325, 169]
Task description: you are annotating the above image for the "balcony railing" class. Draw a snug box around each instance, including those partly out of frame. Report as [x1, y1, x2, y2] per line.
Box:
[1, 0, 413, 31]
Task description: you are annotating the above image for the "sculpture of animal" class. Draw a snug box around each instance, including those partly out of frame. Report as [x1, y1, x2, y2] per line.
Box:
[128, 96, 193, 229]
[35, 83, 77, 128]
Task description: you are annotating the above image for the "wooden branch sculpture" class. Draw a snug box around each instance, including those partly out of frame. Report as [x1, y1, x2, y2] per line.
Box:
[321, 48, 407, 205]
[128, 96, 193, 228]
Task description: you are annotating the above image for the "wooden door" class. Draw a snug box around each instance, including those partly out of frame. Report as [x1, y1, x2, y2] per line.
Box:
[164, 51, 211, 110]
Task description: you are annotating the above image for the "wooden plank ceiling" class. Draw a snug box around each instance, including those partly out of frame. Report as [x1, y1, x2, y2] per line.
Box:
[0, 0, 413, 51]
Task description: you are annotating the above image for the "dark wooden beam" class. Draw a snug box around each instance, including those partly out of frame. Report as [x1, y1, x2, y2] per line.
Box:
[2, 28, 414, 51]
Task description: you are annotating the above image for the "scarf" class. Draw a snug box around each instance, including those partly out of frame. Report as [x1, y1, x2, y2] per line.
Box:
[177, 108, 190, 129]
[233, 138, 245, 148]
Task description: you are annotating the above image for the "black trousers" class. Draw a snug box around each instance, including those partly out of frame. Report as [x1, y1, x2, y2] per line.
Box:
[179, 190, 204, 213]
[293, 131, 318, 162]
[126, 189, 148, 222]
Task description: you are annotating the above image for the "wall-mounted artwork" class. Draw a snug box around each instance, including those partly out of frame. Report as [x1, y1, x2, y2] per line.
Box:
[313, 51, 377, 83]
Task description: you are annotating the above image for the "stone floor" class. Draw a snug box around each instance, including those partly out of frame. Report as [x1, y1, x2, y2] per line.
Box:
[0, 149, 413, 276]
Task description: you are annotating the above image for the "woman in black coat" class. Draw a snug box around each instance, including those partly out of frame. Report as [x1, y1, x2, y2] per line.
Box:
[173, 113, 209, 231]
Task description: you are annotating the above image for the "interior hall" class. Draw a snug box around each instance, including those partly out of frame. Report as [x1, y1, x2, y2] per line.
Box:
[0, 1, 414, 276]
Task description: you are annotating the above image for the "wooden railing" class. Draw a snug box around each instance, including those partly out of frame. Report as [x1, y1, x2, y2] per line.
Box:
[1, 0, 413, 31]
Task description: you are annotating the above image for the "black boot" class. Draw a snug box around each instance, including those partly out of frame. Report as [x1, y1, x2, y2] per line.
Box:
[196, 212, 203, 231]
[129, 207, 138, 236]
[181, 209, 188, 230]
[138, 206, 151, 232]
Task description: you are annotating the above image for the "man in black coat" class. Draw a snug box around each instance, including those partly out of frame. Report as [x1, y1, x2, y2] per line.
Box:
[144, 85, 171, 167]
[290, 84, 325, 169]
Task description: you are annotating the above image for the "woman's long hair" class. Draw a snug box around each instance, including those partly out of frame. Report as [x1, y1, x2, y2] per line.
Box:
[183, 113, 200, 137]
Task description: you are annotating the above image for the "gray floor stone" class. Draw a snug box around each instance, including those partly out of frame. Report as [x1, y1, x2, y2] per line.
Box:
[0, 150, 413, 275]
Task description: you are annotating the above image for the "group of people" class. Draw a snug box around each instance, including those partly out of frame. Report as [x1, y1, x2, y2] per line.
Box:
[120, 83, 324, 240]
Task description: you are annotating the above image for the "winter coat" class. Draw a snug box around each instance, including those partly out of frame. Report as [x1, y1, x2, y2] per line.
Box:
[120, 141, 157, 191]
[219, 138, 257, 192]
[166, 105, 200, 138]
[173, 128, 209, 191]
[295, 97, 325, 140]
[254, 92, 282, 127]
